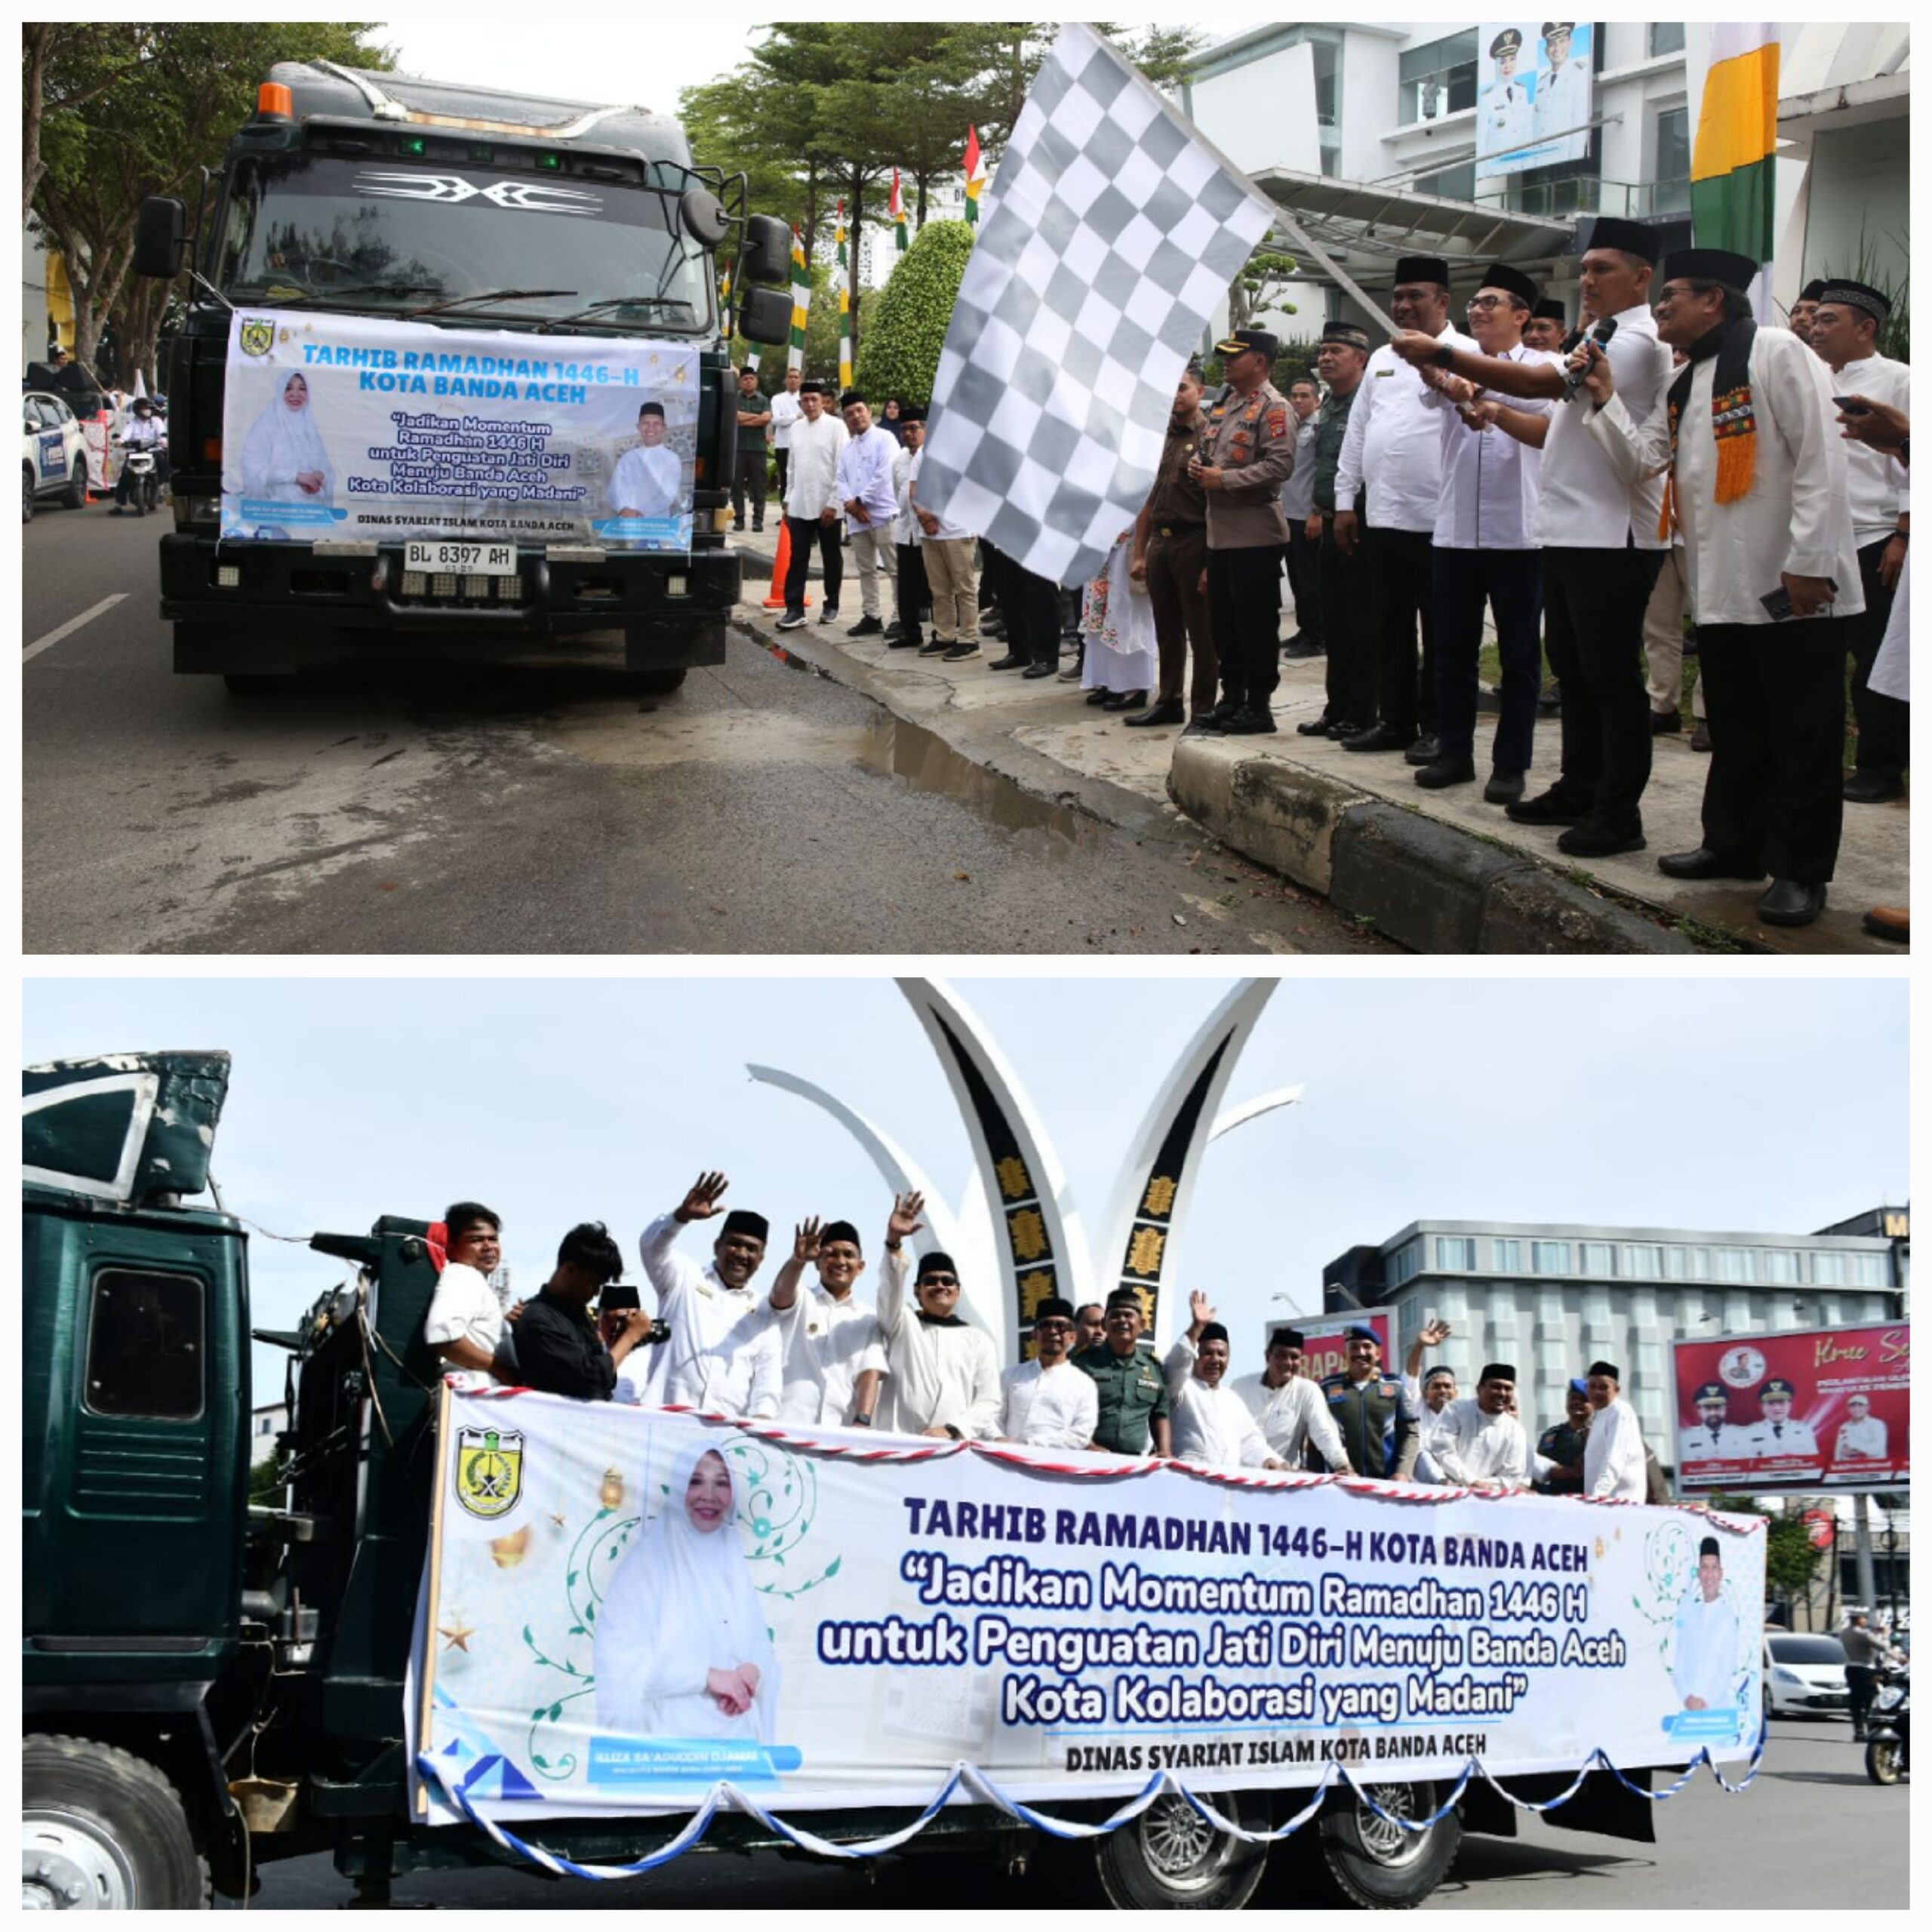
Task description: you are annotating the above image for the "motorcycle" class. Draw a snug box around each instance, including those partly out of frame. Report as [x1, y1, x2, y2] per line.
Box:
[113, 422, 167, 517]
[1865, 1667, 1909, 1785]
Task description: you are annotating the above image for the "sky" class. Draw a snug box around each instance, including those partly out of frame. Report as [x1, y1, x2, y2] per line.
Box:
[24, 974, 1909, 1401]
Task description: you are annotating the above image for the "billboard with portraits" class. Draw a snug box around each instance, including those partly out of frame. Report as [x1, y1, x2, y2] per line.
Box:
[1475, 21, 1595, 180]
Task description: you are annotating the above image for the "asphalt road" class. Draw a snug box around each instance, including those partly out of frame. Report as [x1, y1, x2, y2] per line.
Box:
[22, 507, 1384, 955]
[236, 1716, 1903, 1909]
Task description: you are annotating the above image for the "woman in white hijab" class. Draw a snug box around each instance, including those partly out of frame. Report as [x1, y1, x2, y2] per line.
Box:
[1078, 526, 1158, 712]
[592, 1440, 781, 1741]
[238, 371, 335, 534]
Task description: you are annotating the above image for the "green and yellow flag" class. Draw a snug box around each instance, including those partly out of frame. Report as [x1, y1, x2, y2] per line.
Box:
[787, 225, 809, 375]
[963, 125, 986, 227]
[892, 168, 908, 253]
[1687, 25, 1780, 308]
[837, 199, 854, 392]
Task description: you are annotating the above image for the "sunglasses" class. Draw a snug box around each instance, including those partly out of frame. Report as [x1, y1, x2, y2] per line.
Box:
[919, 1274, 959, 1287]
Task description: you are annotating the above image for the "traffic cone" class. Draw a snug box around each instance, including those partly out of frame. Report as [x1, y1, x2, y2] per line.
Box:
[762, 521, 810, 611]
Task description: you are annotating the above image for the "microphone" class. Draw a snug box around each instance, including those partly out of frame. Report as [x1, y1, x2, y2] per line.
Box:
[1562, 315, 1618, 401]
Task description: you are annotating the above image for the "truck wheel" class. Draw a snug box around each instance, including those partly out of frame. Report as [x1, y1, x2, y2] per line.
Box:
[1292, 1780, 1460, 1909]
[1080, 1789, 1272, 1909]
[23, 1733, 211, 1909]
[629, 666, 688, 696]
[65, 458, 90, 510]
[23, 464, 36, 525]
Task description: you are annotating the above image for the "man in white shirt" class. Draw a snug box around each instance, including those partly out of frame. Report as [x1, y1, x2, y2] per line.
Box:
[776, 379, 848, 632]
[768, 364, 804, 500]
[1335, 255, 1469, 763]
[1809, 279, 1910, 804]
[609, 401, 685, 520]
[766, 1216, 888, 1429]
[999, 1297, 1099, 1449]
[1673, 1536, 1744, 1712]
[885, 405, 930, 649]
[874, 1193, 1002, 1439]
[1232, 1325, 1352, 1472]
[636, 1171, 781, 1420]
[1582, 245, 1865, 928]
[1832, 1393, 1889, 1463]
[1412, 261, 1561, 799]
[835, 390, 900, 637]
[1164, 1292, 1285, 1471]
[422, 1201, 509, 1389]
[1395, 217, 1673, 859]
[1432, 1362, 1533, 1492]
[1581, 1358, 1647, 1500]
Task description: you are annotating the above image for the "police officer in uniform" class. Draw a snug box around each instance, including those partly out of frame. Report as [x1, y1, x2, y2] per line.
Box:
[1188, 328, 1297, 736]
[1679, 1382, 1739, 1460]
[1074, 1287, 1174, 1456]
[1314, 1324, 1417, 1478]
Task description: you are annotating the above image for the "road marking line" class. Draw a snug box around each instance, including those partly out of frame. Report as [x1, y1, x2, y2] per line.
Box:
[24, 592, 128, 664]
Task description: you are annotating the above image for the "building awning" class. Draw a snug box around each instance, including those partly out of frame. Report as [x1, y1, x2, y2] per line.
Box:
[1251, 166, 1579, 274]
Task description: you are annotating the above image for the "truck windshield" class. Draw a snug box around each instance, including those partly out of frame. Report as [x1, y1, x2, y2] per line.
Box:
[214, 152, 712, 333]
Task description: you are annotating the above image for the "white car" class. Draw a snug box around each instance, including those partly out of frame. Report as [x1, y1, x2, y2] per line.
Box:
[1763, 1630, 1851, 1718]
[22, 389, 91, 523]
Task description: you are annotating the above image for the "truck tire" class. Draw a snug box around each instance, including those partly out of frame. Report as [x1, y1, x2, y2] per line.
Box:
[23, 1733, 211, 1910]
[629, 666, 688, 696]
[1291, 1780, 1460, 1909]
[65, 457, 90, 510]
[1071, 1788, 1272, 1909]
[221, 673, 291, 695]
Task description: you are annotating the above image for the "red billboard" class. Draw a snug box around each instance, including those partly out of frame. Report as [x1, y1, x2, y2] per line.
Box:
[1671, 1322, 1909, 1494]
[1280, 1311, 1395, 1385]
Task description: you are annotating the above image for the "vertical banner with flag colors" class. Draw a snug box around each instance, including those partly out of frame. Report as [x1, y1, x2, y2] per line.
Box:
[787, 226, 810, 376]
[836, 201, 854, 392]
[963, 125, 986, 226]
[892, 168, 909, 252]
[1685, 24, 1780, 319]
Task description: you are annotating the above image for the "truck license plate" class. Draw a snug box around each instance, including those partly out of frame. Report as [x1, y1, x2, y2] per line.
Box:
[405, 541, 518, 577]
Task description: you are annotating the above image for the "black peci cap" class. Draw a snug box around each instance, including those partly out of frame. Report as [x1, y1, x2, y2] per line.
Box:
[1394, 254, 1451, 288]
[1584, 217, 1660, 264]
[1817, 278, 1892, 323]
[1663, 247, 1759, 290]
[1478, 263, 1540, 307]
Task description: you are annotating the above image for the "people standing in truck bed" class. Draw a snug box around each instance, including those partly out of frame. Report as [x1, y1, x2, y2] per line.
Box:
[515, 1222, 655, 1401]
[874, 1192, 1002, 1438]
[422, 1200, 510, 1389]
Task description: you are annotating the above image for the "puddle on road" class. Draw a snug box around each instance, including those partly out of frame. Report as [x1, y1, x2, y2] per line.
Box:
[851, 711, 1098, 848]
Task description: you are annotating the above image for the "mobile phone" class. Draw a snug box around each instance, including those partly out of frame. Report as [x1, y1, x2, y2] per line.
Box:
[598, 1281, 641, 1346]
[1760, 577, 1837, 620]
[1832, 396, 1872, 416]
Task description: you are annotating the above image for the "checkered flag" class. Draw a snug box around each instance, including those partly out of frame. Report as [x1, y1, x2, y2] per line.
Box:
[918, 23, 1278, 587]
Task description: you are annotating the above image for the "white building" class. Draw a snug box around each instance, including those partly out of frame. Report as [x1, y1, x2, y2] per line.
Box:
[1180, 23, 1909, 340]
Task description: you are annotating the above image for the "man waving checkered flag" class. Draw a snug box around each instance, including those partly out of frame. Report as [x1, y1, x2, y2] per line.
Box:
[918, 23, 1279, 587]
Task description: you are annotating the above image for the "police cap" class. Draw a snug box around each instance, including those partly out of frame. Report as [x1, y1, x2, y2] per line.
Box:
[1214, 327, 1278, 363]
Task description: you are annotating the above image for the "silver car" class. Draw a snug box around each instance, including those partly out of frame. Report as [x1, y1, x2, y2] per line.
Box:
[1764, 1631, 1850, 1718]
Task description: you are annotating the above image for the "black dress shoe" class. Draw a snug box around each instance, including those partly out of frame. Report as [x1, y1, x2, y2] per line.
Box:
[886, 631, 922, 650]
[1340, 723, 1413, 753]
[1557, 819, 1646, 858]
[1102, 689, 1146, 711]
[1657, 848, 1766, 881]
[1758, 878, 1827, 927]
[1021, 660, 1057, 678]
[1843, 771, 1905, 804]
[988, 654, 1027, 670]
[1483, 769, 1525, 805]
[1414, 756, 1476, 789]
[847, 616, 884, 636]
[1218, 706, 1278, 735]
[1296, 716, 1335, 737]
[1124, 698, 1185, 728]
[1506, 787, 1592, 826]
[918, 636, 954, 655]
[1281, 638, 1324, 660]
[1650, 707, 1683, 734]
[1196, 699, 1242, 727]
[1085, 688, 1112, 706]
[1404, 734, 1440, 766]
[1690, 721, 1712, 752]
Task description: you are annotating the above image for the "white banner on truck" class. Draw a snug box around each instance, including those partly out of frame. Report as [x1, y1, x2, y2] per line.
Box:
[411, 1389, 1764, 1829]
[220, 309, 697, 549]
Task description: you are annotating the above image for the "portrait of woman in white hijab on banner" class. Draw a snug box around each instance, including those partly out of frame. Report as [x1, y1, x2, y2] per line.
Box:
[592, 1438, 783, 1744]
[232, 368, 340, 539]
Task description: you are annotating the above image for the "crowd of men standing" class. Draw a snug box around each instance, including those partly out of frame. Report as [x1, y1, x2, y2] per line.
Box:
[732, 217, 1909, 937]
[421, 1189, 1658, 1500]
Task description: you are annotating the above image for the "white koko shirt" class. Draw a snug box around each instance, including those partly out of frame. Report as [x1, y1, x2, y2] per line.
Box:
[1164, 1339, 1274, 1469]
[636, 1214, 781, 1419]
[1537, 301, 1672, 550]
[769, 1282, 888, 1427]
[1334, 321, 1472, 533]
[999, 1358, 1100, 1450]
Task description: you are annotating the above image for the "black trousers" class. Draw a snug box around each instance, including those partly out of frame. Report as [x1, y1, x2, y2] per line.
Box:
[894, 540, 929, 629]
[1847, 1664, 1878, 1734]
[1207, 545, 1285, 708]
[1696, 617, 1851, 882]
[1850, 537, 1909, 777]
[1319, 515, 1377, 728]
[1285, 517, 1324, 646]
[1433, 547, 1543, 773]
[781, 512, 841, 615]
[993, 549, 1063, 666]
[730, 445, 767, 529]
[1543, 544, 1666, 828]
[773, 447, 790, 499]
[1367, 525, 1436, 737]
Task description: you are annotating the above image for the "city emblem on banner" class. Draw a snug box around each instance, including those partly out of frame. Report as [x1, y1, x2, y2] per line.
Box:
[456, 1426, 525, 1520]
[238, 317, 275, 358]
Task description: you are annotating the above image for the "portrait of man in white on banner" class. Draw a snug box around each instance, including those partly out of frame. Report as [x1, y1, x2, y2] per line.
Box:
[220, 309, 697, 549]
[1476, 22, 1595, 179]
[411, 1390, 1764, 1829]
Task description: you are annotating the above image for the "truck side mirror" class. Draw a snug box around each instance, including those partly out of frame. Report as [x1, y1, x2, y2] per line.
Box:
[737, 285, 792, 346]
[740, 214, 792, 288]
[134, 197, 186, 279]
[678, 186, 731, 248]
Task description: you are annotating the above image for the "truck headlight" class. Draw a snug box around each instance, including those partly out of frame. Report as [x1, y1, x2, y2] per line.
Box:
[666, 574, 688, 598]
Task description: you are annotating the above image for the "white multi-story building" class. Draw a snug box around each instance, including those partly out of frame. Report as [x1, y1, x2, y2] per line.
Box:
[1180, 23, 1908, 340]
[1315, 1210, 1907, 1467]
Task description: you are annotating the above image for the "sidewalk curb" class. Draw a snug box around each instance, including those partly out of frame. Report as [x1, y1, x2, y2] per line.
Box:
[1171, 740, 1698, 954]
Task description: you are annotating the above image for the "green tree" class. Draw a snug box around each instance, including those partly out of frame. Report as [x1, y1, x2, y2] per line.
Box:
[32, 23, 392, 379]
[1706, 1495, 1824, 1602]
[852, 219, 974, 408]
[1229, 249, 1303, 333]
